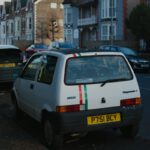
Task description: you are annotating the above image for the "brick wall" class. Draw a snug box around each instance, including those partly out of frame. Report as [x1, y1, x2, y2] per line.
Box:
[35, 0, 64, 45]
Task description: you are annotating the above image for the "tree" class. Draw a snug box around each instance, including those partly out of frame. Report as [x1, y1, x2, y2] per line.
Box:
[49, 19, 59, 41]
[126, 4, 150, 50]
[47, 10, 61, 42]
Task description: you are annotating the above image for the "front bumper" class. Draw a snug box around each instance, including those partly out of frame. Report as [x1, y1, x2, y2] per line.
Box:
[49, 105, 143, 134]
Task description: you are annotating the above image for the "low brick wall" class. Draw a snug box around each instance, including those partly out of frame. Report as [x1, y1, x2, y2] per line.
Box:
[85, 40, 139, 50]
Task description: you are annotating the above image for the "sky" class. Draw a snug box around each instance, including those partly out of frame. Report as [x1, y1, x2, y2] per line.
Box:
[0, 0, 11, 5]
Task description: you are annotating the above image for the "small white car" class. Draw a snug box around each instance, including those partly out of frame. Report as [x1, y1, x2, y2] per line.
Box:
[11, 49, 142, 149]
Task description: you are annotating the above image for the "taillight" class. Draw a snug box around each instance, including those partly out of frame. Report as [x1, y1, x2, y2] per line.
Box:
[120, 98, 141, 106]
[56, 104, 85, 112]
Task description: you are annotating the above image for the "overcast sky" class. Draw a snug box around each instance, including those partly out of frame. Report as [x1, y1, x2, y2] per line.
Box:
[0, 0, 11, 5]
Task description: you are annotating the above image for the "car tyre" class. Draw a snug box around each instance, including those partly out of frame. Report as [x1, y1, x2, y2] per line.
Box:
[120, 124, 139, 138]
[43, 118, 63, 150]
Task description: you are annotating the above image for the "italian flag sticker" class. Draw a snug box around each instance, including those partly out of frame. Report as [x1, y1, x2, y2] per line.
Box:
[73, 53, 88, 110]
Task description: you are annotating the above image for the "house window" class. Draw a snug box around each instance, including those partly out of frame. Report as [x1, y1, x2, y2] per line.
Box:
[65, 29, 73, 43]
[101, 23, 116, 40]
[11, 22, 14, 34]
[17, 20, 20, 31]
[6, 24, 9, 34]
[29, 17, 32, 29]
[50, 3, 57, 8]
[22, 18, 26, 31]
[64, 8, 72, 24]
[3, 25, 5, 34]
[101, 0, 117, 19]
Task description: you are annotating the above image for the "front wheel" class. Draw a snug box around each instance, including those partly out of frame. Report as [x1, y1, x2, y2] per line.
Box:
[43, 119, 63, 150]
[120, 124, 139, 138]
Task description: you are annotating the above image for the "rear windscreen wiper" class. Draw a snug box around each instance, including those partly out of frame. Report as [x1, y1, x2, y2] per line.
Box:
[100, 78, 129, 87]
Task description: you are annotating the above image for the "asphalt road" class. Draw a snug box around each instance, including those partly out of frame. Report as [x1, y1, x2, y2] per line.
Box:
[0, 73, 150, 150]
[136, 73, 150, 140]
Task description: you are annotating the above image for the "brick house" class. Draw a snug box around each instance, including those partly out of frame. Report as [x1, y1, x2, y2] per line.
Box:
[34, 0, 64, 45]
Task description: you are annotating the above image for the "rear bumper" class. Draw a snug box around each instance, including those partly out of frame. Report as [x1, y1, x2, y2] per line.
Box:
[49, 105, 143, 134]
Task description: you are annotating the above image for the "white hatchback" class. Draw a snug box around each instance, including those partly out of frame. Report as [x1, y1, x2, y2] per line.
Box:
[11, 49, 143, 150]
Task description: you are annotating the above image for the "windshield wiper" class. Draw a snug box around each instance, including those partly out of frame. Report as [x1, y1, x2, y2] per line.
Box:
[100, 78, 129, 87]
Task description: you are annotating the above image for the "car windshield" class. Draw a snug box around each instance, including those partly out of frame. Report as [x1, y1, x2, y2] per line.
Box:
[65, 55, 133, 85]
[119, 47, 137, 56]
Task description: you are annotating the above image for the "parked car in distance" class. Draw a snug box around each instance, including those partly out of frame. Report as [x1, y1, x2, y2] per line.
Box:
[25, 43, 48, 59]
[48, 41, 76, 50]
[0, 45, 23, 84]
[99, 45, 150, 72]
[11, 49, 142, 149]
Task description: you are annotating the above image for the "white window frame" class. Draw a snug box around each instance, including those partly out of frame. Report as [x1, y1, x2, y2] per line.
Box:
[101, 23, 116, 40]
[50, 3, 57, 9]
[64, 7, 72, 24]
[101, 0, 117, 19]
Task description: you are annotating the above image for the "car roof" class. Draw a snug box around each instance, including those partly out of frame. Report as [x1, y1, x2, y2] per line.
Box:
[36, 48, 124, 57]
[0, 45, 19, 49]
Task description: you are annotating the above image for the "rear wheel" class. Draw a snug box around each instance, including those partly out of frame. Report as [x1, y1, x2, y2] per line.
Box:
[120, 124, 139, 138]
[43, 118, 63, 150]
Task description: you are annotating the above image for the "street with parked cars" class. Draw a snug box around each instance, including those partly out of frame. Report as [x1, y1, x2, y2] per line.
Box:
[0, 44, 150, 150]
[0, 73, 150, 150]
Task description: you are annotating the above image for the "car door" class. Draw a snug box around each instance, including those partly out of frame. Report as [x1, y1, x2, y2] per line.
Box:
[28, 55, 58, 121]
[16, 55, 42, 116]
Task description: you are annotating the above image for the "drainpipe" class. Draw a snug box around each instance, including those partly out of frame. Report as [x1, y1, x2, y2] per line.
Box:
[110, 0, 113, 45]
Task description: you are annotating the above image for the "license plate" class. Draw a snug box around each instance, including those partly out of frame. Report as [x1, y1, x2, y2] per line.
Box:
[87, 113, 121, 125]
[0, 63, 15, 68]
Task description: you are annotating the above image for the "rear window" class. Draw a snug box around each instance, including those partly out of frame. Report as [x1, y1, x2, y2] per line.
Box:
[65, 55, 133, 85]
[0, 49, 21, 62]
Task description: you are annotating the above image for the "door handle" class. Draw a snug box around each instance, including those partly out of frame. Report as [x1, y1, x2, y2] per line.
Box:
[30, 83, 34, 89]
